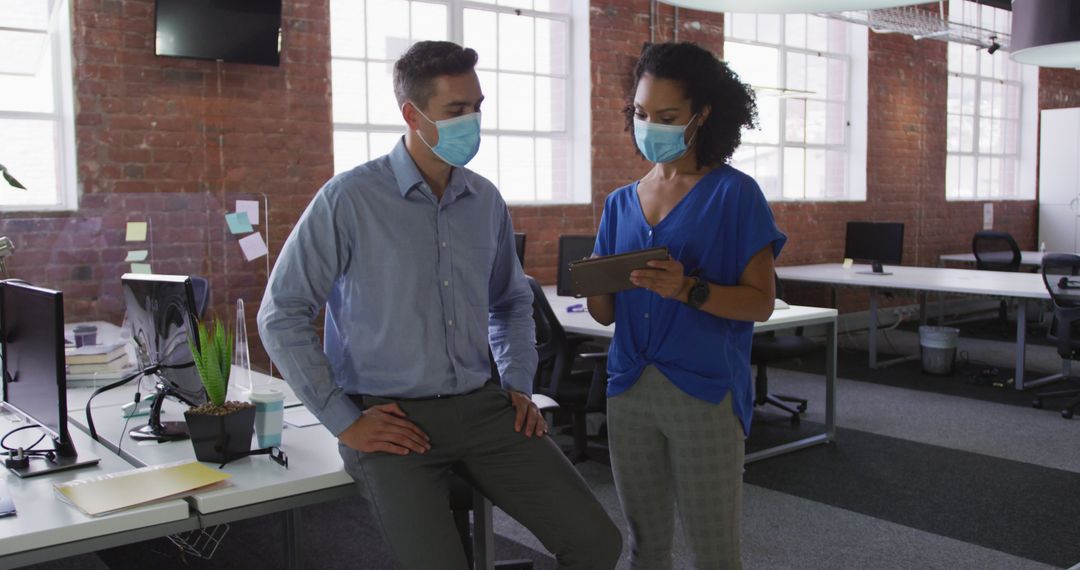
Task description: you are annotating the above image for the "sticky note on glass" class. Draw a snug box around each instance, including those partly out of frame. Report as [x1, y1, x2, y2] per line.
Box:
[125, 222, 148, 242]
[225, 212, 254, 235]
[843, 258, 854, 269]
[125, 250, 148, 262]
[238, 232, 268, 261]
[236, 200, 260, 226]
[130, 263, 152, 274]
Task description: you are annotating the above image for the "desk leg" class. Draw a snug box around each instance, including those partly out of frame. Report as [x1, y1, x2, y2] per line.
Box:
[869, 288, 879, 368]
[826, 318, 837, 442]
[472, 492, 494, 570]
[283, 508, 300, 570]
[1015, 301, 1027, 390]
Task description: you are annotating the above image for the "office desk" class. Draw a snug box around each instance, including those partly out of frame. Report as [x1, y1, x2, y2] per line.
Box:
[0, 411, 193, 570]
[776, 263, 1050, 389]
[541, 286, 839, 463]
[939, 251, 1043, 268]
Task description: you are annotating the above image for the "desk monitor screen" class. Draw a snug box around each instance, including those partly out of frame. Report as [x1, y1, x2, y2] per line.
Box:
[1, 281, 98, 477]
[558, 235, 597, 297]
[121, 273, 207, 441]
[844, 221, 904, 274]
[514, 232, 526, 267]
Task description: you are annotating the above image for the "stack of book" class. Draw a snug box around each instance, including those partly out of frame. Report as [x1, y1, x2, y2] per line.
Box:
[65, 342, 134, 381]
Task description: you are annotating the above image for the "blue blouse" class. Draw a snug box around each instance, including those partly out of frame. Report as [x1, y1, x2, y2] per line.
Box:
[594, 165, 786, 435]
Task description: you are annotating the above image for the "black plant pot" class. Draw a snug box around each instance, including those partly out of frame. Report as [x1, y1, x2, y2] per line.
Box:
[184, 406, 256, 464]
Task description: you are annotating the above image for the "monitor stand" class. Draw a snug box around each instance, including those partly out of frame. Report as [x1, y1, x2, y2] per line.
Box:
[856, 260, 893, 276]
[129, 384, 189, 442]
[6, 437, 99, 478]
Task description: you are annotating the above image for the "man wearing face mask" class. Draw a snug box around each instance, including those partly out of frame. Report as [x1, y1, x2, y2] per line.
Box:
[257, 41, 621, 570]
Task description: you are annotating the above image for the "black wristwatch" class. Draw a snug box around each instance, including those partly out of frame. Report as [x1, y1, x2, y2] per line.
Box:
[686, 270, 710, 309]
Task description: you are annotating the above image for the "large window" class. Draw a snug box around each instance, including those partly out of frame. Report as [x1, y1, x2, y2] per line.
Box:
[0, 0, 77, 211]
[724, 13, 867, 201]
[946, 1, 1036, 200]
[330, 0, 590, 204]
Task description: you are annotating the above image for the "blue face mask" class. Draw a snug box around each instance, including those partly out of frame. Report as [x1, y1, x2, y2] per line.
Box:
[414, 106, 482, 167]
[633, 115, 699, 164]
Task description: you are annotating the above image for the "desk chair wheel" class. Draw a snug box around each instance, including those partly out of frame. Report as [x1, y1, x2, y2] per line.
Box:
[1063, 408, 1074, 419]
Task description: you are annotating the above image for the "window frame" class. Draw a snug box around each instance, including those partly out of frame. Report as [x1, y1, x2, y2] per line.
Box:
[0, 0, 78, 213]
[330, 0, 590, 205]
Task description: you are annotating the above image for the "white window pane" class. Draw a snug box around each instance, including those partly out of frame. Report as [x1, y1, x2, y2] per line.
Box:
[498, 73, 535, 131]
[961, 78, 976, 115]
[991, 117, 1003, 154]
[825, 102, 845, 146]
[746, 99, 779, 145]
[804, 54, 828, 98]
[535, 138, 553, 201]
[977, 156, 993, 197]
[0, 0, 49, 30]
[726, 13, 756, 41]
[731, 146, 756, 179]
[806, 15, 827, 52]
[804, 148, 825, 199]
[334, 131, 369, 173]
[783, 147, 805, 200]
[535, 18, 568, 76]
[757, 14, 780, 44]
[979, 49, 994, 79]
[1003, 119, 1019, 154]
[0, 29, 48, 76]
[946, 155, 960, 199]
[330, 0, 365, 58]
[999, 157, 1017, 197]
[827, 18, 848, 53]
[471, 133, 499, 186]
[824, 150, 846, 198]
[959, 155, 976, 199]
[499, 0, 532, 8]
[477, 70, 499, 129]
[1004, 84, 1021, 120]
[0, 33, 53, 112]
[947, 43, 961, 74]
[465, 10, 498, 70]
[470, 0, 497, 4]
[805, 100, 827, 145]
[784, 99, 806, 143]
[826, 58, 847, 102]
[978, 117, 992, 153]
[959, 115, 974, 152]
[369, 132, 402, 158]
[947, 76, 962, 115]
[535, 76, 566, 132]
[0, 118, 58, 206]
[332, 60, 367, 124]
[786, 52, 807, 91]
[367, 62, 404, 126]
[411, 3, 447, 41]
[961, 45, 977, 75]
[756, 146, 780, 199]
[499, 13, 534, 72]
[946, 115, 961, 152]
[725, 42, 779, 90]
[534, 0, 570, 12]
[990, 81, 1004, 118]
[785, 14, 806, 48]
[499, 137, 535, 202]
[367, 0, 410, 60]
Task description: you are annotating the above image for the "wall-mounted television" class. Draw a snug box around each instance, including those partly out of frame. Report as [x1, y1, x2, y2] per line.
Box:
[155, 0, 283, 66]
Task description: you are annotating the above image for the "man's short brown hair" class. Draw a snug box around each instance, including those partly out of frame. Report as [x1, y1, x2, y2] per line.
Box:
[393, 41, 479, 110]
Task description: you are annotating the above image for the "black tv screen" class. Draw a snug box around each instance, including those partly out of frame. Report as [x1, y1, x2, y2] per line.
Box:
[155, 0, 282, 66]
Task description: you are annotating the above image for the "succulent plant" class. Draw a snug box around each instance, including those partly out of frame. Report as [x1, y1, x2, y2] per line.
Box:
[188, 319, 233, 408]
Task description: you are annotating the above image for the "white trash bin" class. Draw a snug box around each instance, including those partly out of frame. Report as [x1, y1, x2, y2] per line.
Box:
[919, 326, 959, 375]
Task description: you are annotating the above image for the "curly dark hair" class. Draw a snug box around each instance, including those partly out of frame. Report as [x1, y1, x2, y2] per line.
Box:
[624, 42, 757, 168]
[393, 41, 479, 109]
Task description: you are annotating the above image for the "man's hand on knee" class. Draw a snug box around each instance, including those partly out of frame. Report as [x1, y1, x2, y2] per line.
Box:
[508, 390, 548, 438]
[339, 403, 431, 455]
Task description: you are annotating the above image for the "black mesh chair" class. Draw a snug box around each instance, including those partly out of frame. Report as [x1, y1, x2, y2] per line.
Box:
[527, 276, 608, 462]
[1032, 253, 1080, 419]
[973, 231, 1023, 325]
[750, 276, 817, 423]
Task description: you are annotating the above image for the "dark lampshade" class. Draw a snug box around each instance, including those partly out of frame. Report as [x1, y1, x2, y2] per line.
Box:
[1010, 0, 1080, 68]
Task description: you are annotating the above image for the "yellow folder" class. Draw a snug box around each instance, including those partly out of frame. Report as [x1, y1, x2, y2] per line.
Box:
[54, 460, 230, 517]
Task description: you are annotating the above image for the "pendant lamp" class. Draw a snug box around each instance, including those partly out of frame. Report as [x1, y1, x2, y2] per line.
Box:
[1010, 0, 1080, 68]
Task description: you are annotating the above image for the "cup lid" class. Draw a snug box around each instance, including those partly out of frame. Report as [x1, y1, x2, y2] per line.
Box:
[249, 389, 285, 403]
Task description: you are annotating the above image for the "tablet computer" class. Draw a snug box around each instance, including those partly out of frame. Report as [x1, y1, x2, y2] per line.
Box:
[567, 247, 669, 298]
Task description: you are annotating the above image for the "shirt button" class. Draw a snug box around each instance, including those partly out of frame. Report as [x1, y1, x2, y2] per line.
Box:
[447, 320, 453, 326]
[443, 280, 449, 287]
[441, 241, 448, 247]
[644, 312, 650, 319]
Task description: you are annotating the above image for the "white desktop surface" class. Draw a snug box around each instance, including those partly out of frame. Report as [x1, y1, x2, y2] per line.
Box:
[776, 263, 1049, 299]
[0, 411, 189, 559]
[939, 251, 1043, 267]
[542, 285, 838, 336]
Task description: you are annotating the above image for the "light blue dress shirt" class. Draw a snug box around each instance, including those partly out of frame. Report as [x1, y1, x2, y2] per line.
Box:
[257, 138, 536, 436]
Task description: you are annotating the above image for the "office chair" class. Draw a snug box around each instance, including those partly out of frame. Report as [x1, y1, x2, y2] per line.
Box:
[514, 233, 526, 268]
[1031, 253, 1080, 419]
[972, 230, 1023, 325]
[450, 476, 533, 570]
[527, 276, 608, 462]
[750, 275, 817, 424]
[190, 275, 210, 319]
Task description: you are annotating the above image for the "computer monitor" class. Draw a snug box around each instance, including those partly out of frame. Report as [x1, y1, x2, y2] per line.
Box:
[1, 281, 99, 477]
[557, 235, 597, 296]
[514, 233, 526, 267]
[121, 273, 207, 441]
[844, 221, 904, 275]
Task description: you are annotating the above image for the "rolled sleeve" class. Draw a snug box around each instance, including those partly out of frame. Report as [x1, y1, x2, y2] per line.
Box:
[256, 186, 363, 436]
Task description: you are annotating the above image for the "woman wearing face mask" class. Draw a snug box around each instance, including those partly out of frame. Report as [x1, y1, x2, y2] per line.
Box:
[587, 42, 786, 570]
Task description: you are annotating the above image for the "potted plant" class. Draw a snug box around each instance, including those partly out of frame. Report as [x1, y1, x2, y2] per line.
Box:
[184, 319, 255, 464]
[0, 164, 25, 189]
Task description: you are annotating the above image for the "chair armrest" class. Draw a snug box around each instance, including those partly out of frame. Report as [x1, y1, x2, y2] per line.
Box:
[578, 352, 607, 361]
[530, 393, 559, 411]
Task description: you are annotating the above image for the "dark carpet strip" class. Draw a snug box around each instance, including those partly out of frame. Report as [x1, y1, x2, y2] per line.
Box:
[745, 424, 1080, 569]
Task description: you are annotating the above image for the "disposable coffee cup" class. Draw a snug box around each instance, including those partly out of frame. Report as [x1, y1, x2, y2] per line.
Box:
[73, 325, 98, 348]
[250, 389, 286, 448]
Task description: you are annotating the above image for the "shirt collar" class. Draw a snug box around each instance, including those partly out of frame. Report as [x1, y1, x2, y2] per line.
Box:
[389, 137, 474, 201]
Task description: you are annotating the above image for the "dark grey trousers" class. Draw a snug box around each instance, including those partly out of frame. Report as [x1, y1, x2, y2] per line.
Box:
[338, 383, 622, 570]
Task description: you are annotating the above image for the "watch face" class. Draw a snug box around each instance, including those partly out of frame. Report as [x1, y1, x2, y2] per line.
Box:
[689, 280, 709, 307]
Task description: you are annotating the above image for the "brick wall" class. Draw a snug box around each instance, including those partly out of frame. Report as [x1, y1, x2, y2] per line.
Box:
[4, 0, 1080, 370]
